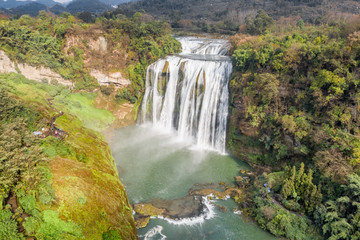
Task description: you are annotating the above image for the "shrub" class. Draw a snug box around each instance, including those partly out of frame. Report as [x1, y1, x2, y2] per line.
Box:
[0, 209, 23, 240]
[23, 210, 83, 239]
[102, 230, 122, 240]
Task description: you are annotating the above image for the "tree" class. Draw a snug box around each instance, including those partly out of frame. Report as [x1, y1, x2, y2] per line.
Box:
[297, 19, 305, 30]
[315, 174, 360, 239]
[246, 10, 274, 35]
[281, 163, 322, 214]
[77, 11, 94, 23]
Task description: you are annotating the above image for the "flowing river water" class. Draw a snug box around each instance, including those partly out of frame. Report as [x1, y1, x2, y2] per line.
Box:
[109, 37, 277, 239]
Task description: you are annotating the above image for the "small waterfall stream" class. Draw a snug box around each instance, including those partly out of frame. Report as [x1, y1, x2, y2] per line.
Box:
[140, 37, 232, 153]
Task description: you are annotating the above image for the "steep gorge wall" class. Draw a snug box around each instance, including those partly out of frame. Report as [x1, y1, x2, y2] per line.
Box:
[0, 50, 73, 86]
[64, 30, 131, 87]
[0, 29, 133, 88]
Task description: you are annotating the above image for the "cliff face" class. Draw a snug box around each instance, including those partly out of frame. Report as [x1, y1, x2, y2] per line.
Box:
[63, 29, 132, 87]
[0, 28, 133, 88]
[50, 113, 137, 239]
[0, 50, 73, 86]
[228, 78, 265, 165]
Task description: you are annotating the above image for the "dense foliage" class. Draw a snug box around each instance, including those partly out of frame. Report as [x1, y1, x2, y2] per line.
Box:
[281, 163, 322, 214]
[315, 174, 360, 239]
[0, 12, 99, 89]
[253, 196, 320, 239]
[0, 87, 73, 239]
[230, 18, 360, 179]
[0, 89, 47, 204]
[118, 0, 360, 34]
[230, 14, 360, 239]
[0, 11, 180, 96]
[101, 12, 181, 103]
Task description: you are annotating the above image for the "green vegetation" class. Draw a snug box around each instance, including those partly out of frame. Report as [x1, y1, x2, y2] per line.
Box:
[281, 163, 322, 214]
[0, 72, 137, 239]
[253, 197, 320, 239]
[315, 174, 360, 239]
[0, 12, 98, 90]
[0, 87, 48, 206]
[118, 0, 359, 34]
[23, 210, 82, 240]
[101, 12, 181, 103]
[230, 16, 360, 175]
[0, 11, 178, 238]
[245, 10, 274, 35]
[230, 12, 360, 239]
[0, 11, 180, 98]
[0, 83, 83, 239]
[0, 209, 23, 240]
[249, 164, 322, 239]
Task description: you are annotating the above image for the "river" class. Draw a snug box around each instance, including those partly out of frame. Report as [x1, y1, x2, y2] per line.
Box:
[109, 37, 277, 240]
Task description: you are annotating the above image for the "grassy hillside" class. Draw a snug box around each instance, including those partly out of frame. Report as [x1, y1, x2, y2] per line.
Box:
[0, 73, 137, 239]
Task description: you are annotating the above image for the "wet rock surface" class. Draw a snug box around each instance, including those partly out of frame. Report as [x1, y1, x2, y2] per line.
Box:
[150, 195, 204, 219]
[134, 182, 243, 228]
[134, 195, 205, 222]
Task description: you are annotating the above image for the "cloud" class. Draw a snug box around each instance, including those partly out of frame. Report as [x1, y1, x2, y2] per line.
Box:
[53, 0, 72, 3]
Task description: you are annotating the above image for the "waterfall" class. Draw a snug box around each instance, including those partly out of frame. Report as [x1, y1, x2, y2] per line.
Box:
[139, 37, 232, 153]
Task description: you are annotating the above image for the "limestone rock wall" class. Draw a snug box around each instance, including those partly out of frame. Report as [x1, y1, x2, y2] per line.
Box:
[0, 50, 73, 87]
[90, 69, 131, 86]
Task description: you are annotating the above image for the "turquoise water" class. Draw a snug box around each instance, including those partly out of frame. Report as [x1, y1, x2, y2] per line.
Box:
[109, 125, 276, 240]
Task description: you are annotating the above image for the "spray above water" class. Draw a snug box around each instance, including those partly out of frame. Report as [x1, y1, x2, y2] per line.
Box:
[142, 225, 167, 240]
[139, 37, 232, 153]
[156, 195, 216, 226]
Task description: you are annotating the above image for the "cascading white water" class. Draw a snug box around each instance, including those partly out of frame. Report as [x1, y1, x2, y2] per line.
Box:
[139, 37, 232, 153]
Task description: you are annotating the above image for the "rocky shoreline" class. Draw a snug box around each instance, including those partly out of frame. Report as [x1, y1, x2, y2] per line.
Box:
[133, 180, 248, 228]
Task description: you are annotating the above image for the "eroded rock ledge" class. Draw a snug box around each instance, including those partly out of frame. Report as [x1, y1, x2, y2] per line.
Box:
[0, 50, 73, 86]
[0, 50, 131, 87]
[134, 182, 243, 229]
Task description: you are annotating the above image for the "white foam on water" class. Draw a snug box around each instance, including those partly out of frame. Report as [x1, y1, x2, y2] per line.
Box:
[234, 210, 242, 215]
[142, 225, 167, 240]
[153, 195, 216, 226]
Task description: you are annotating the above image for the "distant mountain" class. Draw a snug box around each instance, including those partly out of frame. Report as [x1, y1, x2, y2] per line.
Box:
[0, 0, 57, 9]
[66, 0, 112, 14]
[100, 0, 135, 6]
[0, 0, 139, 16]
[119, 0, 360, 24]
[6, 2, 48, 17]
[50, 4, 66, 15]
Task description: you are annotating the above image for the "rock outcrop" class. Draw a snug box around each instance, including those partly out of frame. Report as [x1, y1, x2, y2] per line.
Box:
[0, 50, 17, 73]
[64, 32, 131, 87]
[90, 69, 131, 86]
[0, 50, 73, 86]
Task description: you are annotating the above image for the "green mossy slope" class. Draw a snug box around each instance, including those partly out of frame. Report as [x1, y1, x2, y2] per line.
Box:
[0, 73, 137, 239]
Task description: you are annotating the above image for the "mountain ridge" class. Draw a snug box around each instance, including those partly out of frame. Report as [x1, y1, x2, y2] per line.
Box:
[0, 0, 135, 9]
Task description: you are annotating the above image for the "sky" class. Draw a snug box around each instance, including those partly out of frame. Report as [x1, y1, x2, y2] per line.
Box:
[14, 0, 73, 2]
